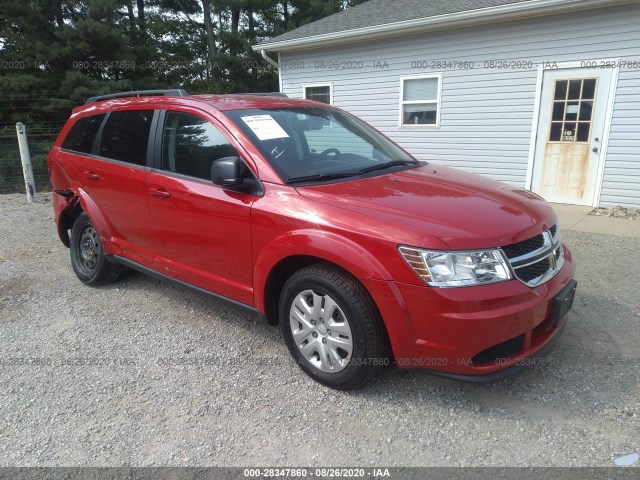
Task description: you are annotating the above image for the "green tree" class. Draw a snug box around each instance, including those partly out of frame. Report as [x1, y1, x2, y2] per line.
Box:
[0, 0, 367, 129]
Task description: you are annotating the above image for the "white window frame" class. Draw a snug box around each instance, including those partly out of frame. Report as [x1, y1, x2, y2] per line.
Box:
[399, 73, 442, 128]
[303, 83, 333, 105]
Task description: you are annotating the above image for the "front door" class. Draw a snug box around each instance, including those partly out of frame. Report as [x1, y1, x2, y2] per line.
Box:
[146, 109, 255, 306]
[531, 68, 612, 205]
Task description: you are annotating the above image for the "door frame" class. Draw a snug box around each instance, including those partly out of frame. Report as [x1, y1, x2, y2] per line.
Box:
[525, 58, 620, 207]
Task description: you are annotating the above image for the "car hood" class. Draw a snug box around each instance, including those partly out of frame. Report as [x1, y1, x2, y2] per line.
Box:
[295, 165, 557, 250]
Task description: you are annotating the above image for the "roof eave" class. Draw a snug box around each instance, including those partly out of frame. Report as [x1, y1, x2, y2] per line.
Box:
[253, 0, 632, 52]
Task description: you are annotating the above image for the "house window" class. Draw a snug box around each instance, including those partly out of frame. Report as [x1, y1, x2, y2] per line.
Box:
[400, 74, 442, 127]
[304, 84, 333, 104]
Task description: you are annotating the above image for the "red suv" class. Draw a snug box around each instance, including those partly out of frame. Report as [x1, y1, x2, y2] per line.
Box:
[49, 89, 576, 390]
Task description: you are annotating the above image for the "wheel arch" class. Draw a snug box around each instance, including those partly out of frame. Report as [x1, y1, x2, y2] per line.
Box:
[61, 189, 116, 254]
[255, 230, 392, 326]
[55, 200, 77, 248]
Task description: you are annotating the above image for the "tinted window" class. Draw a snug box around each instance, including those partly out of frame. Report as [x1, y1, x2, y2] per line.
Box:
[100, 110, 154, 165]
[162, 111, 238, 181]
[61, 114, 106, 153]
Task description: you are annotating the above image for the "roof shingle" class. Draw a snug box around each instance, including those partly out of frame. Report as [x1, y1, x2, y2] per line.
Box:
[258, 0, 535, 46]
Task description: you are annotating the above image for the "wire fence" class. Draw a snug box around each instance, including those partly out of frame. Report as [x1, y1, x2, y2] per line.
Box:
[0, 125, 60, 194]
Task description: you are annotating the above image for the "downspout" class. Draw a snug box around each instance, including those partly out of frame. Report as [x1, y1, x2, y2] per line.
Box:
[260, 49, 279, 69]
[260, 49, 281, 93]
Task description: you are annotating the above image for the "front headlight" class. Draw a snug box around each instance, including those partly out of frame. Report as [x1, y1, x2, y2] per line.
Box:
[398, 246, 512, 287]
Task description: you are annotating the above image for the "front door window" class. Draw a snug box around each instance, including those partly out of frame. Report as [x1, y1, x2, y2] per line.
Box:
[548, 78, 597, 143]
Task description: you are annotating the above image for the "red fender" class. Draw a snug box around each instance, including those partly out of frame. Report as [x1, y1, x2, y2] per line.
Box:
[56, 188, 117, 255]
[253, 229, 392, 313]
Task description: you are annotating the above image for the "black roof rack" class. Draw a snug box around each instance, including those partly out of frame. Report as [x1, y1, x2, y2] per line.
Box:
[85, 89, 190, 104]
[227, 92, 288, 98]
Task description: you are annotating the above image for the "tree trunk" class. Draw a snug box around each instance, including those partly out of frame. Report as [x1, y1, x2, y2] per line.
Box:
[201, 0, 218, 67]
[136, 0, 146, 32]
[125, 0, 135, 28]
[52, 0, 65, 28]
[247, 8, 257, 82]
[247, 8, 255, 41]
[231, 8, 240, 35]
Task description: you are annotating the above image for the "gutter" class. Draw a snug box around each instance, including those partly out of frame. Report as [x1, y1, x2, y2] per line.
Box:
[260, 49, 279, 69]
[252, 0, 634, 52]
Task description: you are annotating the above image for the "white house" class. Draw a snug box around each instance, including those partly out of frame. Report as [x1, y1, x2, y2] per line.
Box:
[254, 0, 640, 207]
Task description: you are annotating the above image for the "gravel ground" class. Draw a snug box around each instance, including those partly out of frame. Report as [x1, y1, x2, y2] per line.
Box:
[0, 193, 638, 467]
[590, 206, 640, 220]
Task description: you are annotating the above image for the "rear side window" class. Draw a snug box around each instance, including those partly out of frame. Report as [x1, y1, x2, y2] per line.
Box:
[162, 111, 238, 181]
[61, 114, 106, 153]
[100, 110, 154, 166]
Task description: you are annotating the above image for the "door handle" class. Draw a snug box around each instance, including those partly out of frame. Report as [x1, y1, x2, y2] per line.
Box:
[84, 171, 100, 181]
[150, 188, 172, 199]
[592, 147, 599, 153]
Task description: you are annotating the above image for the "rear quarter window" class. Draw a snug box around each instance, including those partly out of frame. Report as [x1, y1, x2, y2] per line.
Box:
[61, 114, 106, 153]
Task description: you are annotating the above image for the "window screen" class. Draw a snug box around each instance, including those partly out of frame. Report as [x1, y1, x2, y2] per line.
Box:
[99, 110, 154, 165]
[61, 114, 106, 153]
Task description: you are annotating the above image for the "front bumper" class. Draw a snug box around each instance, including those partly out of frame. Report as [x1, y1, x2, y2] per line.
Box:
[366, 245, 576, 379]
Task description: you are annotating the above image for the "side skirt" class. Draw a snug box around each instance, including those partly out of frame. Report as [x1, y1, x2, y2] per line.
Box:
[109, 255, 266, 322]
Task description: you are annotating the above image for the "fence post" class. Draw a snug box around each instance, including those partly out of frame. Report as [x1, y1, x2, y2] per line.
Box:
[16, 122, 36, 203]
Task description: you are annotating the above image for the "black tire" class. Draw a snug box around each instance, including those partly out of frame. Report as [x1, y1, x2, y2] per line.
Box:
[70, 212, 121, 285]
[279, 263, 389, 390]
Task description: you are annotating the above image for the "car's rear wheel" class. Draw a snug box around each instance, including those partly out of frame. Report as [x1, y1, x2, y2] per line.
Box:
[279, 264, 389, 390]
[70, 212, 121, 285]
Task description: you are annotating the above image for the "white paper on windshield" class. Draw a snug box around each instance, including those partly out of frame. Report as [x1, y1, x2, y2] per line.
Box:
[241, 115, 289, 140]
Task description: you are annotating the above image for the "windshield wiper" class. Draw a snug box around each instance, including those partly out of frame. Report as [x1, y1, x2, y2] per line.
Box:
[287, 160, 424, 184]
[358, 159, 422, 174]
[287, 172, 361, 184]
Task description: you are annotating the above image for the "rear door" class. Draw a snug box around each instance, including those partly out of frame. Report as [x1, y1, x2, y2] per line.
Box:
[146, 109, 255, 305]
[82, 109, 157, 260]
[55, 113, 106, 190]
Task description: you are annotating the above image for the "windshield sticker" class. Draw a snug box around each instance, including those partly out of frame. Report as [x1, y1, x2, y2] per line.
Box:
[241, 115, 290, 140]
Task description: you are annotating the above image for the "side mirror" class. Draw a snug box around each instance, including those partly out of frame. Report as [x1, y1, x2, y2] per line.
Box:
[211, 156, 258, 194]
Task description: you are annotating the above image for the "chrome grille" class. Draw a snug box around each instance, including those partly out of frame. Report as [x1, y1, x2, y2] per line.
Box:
[501, 224, 563, 287]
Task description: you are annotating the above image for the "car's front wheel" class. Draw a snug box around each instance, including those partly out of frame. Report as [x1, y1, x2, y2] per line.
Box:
[70, 212, 121, 285]
[279, 264, 389, 390]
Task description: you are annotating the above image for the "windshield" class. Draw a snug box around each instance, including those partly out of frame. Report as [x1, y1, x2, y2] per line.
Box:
[224, 107, 420, 184]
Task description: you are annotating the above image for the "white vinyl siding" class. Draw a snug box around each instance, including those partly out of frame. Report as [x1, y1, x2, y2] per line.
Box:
[279, 4, 640, 207]
[601, 69, 640, 206]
